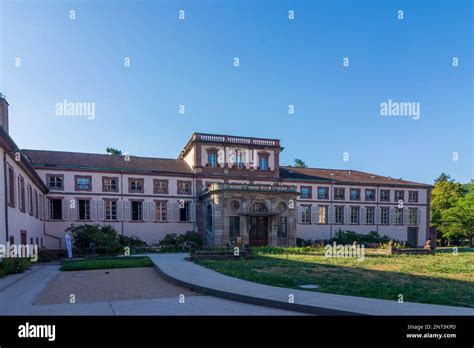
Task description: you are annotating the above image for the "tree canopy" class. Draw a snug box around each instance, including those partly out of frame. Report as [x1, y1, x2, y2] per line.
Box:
[106, 147, 122, 156]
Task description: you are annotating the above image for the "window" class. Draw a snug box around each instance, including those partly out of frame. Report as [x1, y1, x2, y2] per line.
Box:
[231, 200, 240, 211]
[380, 190, 390, 202]
[233, 151, 244, 168]
[380, 207, 389, 224]
[408, 191, 418, 203]
[318, 206, 328, 224]
[34, 190, 38, 218]
[394, 190, 404, 202]
[131, 201, 143, 221]
[179, 202, 190, 222]
[395, 208, 403, 225]
[301, 205, 311, 224]
[409, 208, 418, 225]
[334, 187, 345, 200]
[318, 187, 329, 199]
[365, 189, 375, 201]
[102, 177, 118, 192]
[155, 201, 167, 221]
[366, 207, 375, 224]
[258, 154, 269, 170]
[19, 175, 26, 212]
[105, 200, 117, 221]
[350, 207, 360, 224]
[229, 216, 240, 239]
[153, 179, 168, 194]
[47, 174, 64, 190]
[39, 194, 43, 220]
[208, 152, 218, 167]
[129, 178, 144, 193]
[27, 184, 33, 215]
[9, 236, 14, 244]
[75, 175, 92, 191]
[78, 199, 91, 220]
[48, 199, 62, 220]
[335, 206, 344, 224]
[277, 202, 287, 212]
[177, 180, 192, 195]
[350, 188, 360, 201]
[300, 186, 312, 199]
[8, 166, 15, 207]
[277, 217, 287, 237]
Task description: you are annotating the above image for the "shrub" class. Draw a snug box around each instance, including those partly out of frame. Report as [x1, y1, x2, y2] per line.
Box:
[38, 248, 56, 262]
[159, 231, 203, 252]
[328, 230, 391, 246]
[251, 246, 322, 255]
[119, 235, 147, 247]
[66, 224, 120, 256]
[0, 258, 32, 276]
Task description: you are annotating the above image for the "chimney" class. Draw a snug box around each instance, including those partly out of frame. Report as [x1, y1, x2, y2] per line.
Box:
[0, 93, 9, 134]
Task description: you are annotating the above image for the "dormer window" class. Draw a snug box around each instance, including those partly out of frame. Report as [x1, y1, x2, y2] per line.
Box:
[258, 153, 269, 170]
[206, 148, 219, 167]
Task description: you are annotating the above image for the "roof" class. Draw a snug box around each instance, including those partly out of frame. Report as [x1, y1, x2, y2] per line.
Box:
[0, 127, 49, 193]
[21, 149, 193, 175]
[279, 166, 431, 188]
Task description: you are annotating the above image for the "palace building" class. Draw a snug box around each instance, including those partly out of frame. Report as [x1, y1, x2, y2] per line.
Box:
[0, 96, 433, 251]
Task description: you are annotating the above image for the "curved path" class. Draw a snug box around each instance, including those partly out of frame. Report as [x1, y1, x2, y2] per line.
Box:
[148, 253, 474, 316]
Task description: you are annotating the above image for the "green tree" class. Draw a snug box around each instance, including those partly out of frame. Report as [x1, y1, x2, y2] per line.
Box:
[293, 159, 308, 168]
[441, 191, 474, 246]
[430, 174, 463, 244]
[106, 147, 122, 156]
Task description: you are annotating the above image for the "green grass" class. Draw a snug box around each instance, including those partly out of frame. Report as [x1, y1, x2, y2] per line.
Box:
[60, 256, 153, 271]
[195, 249, 474, 308]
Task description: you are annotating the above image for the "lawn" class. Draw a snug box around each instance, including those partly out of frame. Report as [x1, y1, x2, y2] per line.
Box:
[195, 248, 474, 308]
[60, 256, 153, 271]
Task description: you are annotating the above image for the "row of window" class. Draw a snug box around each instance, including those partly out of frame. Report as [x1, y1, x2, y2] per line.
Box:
[46, 174, 193, 195]
[299, 205, 419, 225]
[7, 166, 44, 219]
[47, 198, 194, 222]
[300, 186, 419, 202]
[213, 216, 288, 240]
[207, 150, 270, 170]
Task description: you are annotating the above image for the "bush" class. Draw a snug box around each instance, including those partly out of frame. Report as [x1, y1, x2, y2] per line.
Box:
[328, 230, 391, 246]
[0, 258, 31, 276]
[38, 248, 56, 262]
[66, 224, 120, 256]
[252, 246, 321, 255]
[159, 231, 203, 252]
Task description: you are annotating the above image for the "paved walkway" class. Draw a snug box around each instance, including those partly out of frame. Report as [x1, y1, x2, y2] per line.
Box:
[148, 253, 474, 316]
[0, 264, 299, 315]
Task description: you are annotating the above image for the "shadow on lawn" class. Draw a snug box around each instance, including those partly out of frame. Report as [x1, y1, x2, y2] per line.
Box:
[203, 255, 474, 308]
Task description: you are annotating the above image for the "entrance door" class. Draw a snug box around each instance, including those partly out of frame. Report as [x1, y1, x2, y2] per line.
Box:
[20, 230, 27, 245]
[407, 227, 418, 247]
[249, 216, 268, 246]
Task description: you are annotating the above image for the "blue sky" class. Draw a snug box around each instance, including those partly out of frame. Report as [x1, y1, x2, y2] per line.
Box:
[0, 0, 472, 184]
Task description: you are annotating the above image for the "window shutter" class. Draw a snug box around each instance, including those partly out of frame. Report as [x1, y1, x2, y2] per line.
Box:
[328, 206, 334, 224]
[416, 209, 421, 226]
[190, 202, 196, 222]
[90, 200, 98, 221]
[167, 202, 174, 221]
[117, 200, 124, 221]
[98, 200, 105, 221]
[150, 201, 156, 221]
[62, 199, 70, 221]
[361, 207, 367, 224]
[375, 207, 380, 224]
[344, 207, 350, 224]
[124, 201, 131, 221]
[297, 205, 302, 223]
[311, 205, 317, 224]
[389, 208, 395, 224]
[403, 208, 409, 225]
[143, 202, 149, 221]
[69, 199, 77, 221]
[173, 202, 180, 222]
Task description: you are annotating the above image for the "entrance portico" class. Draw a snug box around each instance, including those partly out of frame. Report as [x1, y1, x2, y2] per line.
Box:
[200, 183, 299, 247]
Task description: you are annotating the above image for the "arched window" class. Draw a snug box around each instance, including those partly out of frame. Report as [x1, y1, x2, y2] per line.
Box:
[206, 204, 213, 230]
